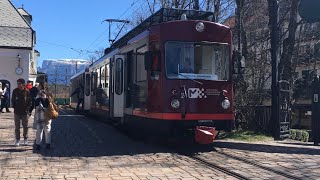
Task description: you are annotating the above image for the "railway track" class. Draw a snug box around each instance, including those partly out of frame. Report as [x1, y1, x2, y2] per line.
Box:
[93, 117, 304, 179]
[176, 150, 303, 180]
[187, 155, 250, 180]
[170, 142, 303, 180]
[216, 150, 303, 180]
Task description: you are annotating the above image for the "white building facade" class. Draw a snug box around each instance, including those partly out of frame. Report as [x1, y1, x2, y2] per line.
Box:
[0, 0, 37, 95]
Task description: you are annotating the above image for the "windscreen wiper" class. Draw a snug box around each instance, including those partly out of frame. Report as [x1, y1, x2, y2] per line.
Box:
[171, 72, 203, 85]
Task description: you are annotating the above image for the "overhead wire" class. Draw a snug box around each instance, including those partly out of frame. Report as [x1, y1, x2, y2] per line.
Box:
[88, 0, 146, 52]
[38, 40, 93, 57]
[91, 0, 148, 50]
[79, 0, 142, 58]
[83, 0, 141, 52]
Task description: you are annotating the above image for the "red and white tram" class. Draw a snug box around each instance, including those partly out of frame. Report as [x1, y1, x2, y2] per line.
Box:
[70, 8, 243, 144]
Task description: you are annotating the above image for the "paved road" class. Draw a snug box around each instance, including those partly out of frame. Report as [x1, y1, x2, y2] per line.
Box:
[0, 108, 320, 180]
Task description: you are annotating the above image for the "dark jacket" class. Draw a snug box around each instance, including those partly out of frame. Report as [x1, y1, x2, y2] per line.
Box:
[71, 87, 84, 99]
[35, 93, 49, 108]
[30, 86, 39, 99]
[11, 88, 32, 115]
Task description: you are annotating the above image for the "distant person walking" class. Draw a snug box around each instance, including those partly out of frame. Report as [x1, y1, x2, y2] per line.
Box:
[11, 78, 32, 146]
[26, 81, 33, 91]
[71, 84, 84, 111]
[29, 83, 39, 114]
[1, 83, 11, 113]
[34, 82, 51, 150]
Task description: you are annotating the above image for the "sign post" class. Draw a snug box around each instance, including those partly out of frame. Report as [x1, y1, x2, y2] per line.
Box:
[279, 80, 290, 138]
[312, 75, 320, 145]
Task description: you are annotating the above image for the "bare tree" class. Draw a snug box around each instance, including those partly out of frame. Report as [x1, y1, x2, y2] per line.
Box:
[278, 0, 300, 84]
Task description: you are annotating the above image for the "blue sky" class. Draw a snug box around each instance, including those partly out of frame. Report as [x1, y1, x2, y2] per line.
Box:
[11, 0, 144, 67]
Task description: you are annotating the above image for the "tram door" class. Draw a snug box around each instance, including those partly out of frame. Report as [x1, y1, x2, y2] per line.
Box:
[110, 55, 125, 117]
[90, 72, 98, 110]
[84, 71, 91, 110]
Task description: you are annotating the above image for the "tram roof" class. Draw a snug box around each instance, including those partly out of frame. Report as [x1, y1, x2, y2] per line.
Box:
[104, 8, 214, 55]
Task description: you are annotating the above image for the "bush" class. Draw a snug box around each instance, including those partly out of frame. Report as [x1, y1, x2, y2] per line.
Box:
[301, 131, 309, 142]
[289, 129, 310, 142]
[296, 130, 302, 141]
[289, 129, 296, 140]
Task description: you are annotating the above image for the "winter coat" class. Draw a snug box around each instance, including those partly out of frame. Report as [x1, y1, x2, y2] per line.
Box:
[11, 88, 32, 115]
[34, 90, 50, 123]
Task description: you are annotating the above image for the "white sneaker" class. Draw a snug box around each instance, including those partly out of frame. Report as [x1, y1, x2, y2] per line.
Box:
[24, 139, 28, 145]
[14, 140, 20, 146]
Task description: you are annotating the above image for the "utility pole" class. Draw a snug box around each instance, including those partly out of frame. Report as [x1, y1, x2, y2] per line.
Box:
[194, 0, 200, 10]
[269, 0, 280, 140]
[65, 68, 68, 105]
[236, 0, 242, 52]
[54, 69, 57, 100]
[102, 19, 130, 45]
[75, 60, 78, 73]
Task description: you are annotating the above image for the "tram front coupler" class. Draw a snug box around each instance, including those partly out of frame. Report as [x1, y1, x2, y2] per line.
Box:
[194, 126, 216, 144]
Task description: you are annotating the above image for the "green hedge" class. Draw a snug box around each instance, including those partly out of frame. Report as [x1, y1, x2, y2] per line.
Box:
[289, 129, 309, 142]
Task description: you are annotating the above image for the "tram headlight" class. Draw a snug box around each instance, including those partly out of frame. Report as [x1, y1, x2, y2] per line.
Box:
[196, 22, 205, 32]
[171, 99, 180, 109]
[221, 99, 231, 109]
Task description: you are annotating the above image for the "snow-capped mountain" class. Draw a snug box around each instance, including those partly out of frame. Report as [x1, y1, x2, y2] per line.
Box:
[39, 59, 91, 84]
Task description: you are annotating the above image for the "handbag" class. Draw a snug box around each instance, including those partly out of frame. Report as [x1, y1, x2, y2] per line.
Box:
[45, 97, 59, 120]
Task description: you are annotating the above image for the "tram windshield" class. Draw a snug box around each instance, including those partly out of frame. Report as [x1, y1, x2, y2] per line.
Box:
[165, 42, 230, 81]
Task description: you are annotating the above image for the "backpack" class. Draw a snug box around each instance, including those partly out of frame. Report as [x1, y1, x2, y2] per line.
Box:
[45, 97, 59, 120]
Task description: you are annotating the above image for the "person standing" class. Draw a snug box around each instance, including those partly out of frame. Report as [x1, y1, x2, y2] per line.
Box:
[11, 78, 32, 146]
[71, 84, 84, 111]
[34, 82, 51, 150]
[181, 58, 194, 73]
[26, 81, 33, 91]
[29, 83, 39, 114]
[1, 83, 11, 113]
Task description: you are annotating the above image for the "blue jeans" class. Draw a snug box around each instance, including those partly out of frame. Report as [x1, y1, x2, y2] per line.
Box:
[1, 98, 10, 112]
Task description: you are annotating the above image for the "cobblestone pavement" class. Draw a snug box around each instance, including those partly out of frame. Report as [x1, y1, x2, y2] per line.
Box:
[0, 108, 320, 180]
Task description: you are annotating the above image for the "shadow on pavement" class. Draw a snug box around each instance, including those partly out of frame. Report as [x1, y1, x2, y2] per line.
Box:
[31, 109, 218, 157]
[213, 141, 320, 155]
[0, 145, 32, 153]
[31, 109, 170, 157]
[276, 141, 319, 147]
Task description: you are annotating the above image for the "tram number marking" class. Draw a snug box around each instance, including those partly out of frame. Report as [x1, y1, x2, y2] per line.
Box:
[179, 88, 220, 99]
[188, 88, 206, 98]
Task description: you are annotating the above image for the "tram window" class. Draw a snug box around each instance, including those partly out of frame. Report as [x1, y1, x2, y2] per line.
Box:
[136, 45, 147, 82]
[165, 41, 230, 81]
[97, 68, 101, 88]
[115, 58, 123, 95]
[101, 66, 105, 87]
[91, 72, 98, 96]
[106, 64, 109, 88]
[85, 74, 90, 96]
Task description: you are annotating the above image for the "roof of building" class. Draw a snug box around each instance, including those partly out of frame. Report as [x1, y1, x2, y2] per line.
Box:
[17, 8, 33, 21]
[0, 0, 33, 49]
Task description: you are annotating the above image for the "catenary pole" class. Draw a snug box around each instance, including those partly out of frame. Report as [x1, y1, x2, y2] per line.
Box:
[269, 0, 280, 140]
